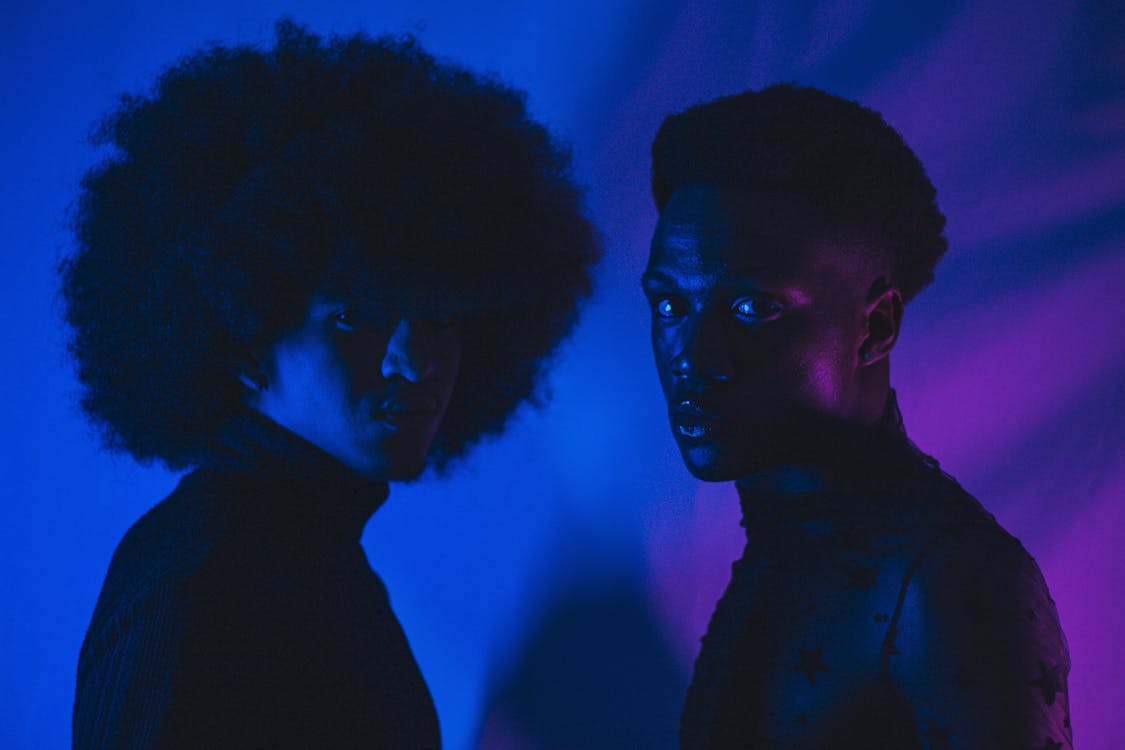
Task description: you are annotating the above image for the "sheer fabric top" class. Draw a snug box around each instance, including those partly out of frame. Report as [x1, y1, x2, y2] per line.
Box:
[680, 394, 1071, 750]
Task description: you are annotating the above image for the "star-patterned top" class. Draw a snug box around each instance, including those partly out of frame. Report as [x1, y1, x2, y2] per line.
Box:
[679, 393, 1072, 750]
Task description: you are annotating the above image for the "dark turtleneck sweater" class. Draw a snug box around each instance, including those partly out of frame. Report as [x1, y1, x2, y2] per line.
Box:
[680, 393, 1072, 750]
[73, 411, 441, 749]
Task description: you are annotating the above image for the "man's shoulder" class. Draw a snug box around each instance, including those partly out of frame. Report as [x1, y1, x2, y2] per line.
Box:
[874, 448, 1060, 626]
[894, 460, 1065, 665]
[83, 469, 242, 649]
[110, 470, 234, 579]
[893, 447, 1008, 536]
[886, 464, 1071, 746]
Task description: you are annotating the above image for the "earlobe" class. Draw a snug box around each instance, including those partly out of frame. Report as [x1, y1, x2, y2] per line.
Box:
[237, 370, 269, 393]
[858, 282, 903, 366]
[235, 352, 270, 394]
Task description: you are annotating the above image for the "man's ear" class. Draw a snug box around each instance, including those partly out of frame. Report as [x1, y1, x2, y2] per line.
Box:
[235, 351, 270, 395]
[858, 278, 903, 366]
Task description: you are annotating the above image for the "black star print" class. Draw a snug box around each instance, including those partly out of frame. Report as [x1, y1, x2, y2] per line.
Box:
[923, 720, 953, 750]
[793, 647, 831, 685]
[1041, 738, 1062, 750]
[1028, 661, 1064, 706]
[845, 559, 880, 590]
[874, 612, 890, 623]
[1026, 608, 1038, 621]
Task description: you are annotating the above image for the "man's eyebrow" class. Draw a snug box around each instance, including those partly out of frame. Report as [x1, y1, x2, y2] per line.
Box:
[640, 270, 679, 288]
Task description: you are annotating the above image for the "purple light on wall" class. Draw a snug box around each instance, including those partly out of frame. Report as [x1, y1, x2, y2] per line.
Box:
[897, 248, 1125, 484]
[1045, 460, 1125, 743]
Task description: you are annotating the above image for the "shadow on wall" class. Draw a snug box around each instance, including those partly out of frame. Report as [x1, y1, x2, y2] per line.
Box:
[475, 582, 685, 749]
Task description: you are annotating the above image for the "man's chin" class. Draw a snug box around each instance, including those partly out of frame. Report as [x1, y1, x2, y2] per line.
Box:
[683, 461, 738, 482]
[341, 449, 428, 483]
[678, 440, 772, 482]
[675, 410, 874, 482]
[380, 451, 431, 482]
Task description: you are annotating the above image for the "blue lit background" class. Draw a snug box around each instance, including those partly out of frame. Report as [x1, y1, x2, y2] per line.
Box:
[2, 1, 1122, 748]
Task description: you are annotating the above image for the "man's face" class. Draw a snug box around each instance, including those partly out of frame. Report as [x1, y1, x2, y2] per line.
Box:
[253, 296, 462, 481]
[642, 185, 879, 481]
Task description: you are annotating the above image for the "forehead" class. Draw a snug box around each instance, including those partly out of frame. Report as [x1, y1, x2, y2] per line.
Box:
[647, 185, 852, 283]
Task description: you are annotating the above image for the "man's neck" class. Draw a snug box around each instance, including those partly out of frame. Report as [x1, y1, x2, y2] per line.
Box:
[735, 465, 835, 495]
[735, 389, 906, 498]
[852, 362, 892, 426]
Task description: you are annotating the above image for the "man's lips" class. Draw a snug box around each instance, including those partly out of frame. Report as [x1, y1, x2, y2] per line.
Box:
[376, 398, 438, 415]
[672, 398, 726, 420]
[670, 398, 731, 439]
[371, 392, 440, 425]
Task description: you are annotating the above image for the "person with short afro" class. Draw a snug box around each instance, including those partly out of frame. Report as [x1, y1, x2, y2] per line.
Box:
[642, 85, 1071, 748]
[63, 20, 599, 749]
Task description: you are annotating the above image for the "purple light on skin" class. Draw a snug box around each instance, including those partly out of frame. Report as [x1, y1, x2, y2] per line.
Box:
[896, 247, 1125, 484]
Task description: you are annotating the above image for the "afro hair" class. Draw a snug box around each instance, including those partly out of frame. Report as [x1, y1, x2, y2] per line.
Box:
[60, 19, 601, 470]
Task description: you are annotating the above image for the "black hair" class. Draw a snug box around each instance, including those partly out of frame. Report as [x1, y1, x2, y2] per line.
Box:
[651, 84, 947, 301]
[60, 19, 600, 470]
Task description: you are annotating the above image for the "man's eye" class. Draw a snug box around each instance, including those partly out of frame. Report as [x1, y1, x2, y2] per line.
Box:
[332, 309, 359, 332]
[654, 297, 685, 318]
[731, 296, 781, 321]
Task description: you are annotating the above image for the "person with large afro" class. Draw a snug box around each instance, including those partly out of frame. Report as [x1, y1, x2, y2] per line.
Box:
[62, 19, 600, 749]
[642, 84, 1071, 749]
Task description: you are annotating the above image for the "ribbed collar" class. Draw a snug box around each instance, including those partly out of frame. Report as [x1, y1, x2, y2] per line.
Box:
[204, 408, 390, 542]
[735, 391, 938, 531]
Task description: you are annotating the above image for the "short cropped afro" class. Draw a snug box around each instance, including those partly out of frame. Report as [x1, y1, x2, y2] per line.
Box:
[60, 19, 600, 470]
[652, 84, 947, 302]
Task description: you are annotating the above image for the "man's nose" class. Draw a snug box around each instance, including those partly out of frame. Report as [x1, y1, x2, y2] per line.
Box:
[670, 312, 733, 384]
[381, 317, 436, 382]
